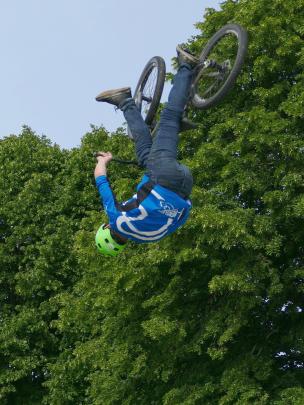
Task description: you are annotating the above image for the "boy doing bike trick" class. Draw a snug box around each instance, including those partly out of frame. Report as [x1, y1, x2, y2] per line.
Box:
[94, 47, 198, 256]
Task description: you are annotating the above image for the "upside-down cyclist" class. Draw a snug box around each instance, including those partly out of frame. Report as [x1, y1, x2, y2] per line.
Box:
[94, 46, 198, 256]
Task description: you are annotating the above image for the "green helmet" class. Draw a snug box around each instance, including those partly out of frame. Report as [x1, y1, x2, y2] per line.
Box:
[95, 224, 126, 256]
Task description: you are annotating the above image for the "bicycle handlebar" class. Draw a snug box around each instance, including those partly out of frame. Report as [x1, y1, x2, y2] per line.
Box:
[93, 152, 140, 166]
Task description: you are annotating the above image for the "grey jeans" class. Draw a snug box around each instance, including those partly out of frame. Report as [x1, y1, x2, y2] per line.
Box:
[121, 64, 193, 199]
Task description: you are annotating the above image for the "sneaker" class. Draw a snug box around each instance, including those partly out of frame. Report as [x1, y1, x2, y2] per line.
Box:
[176, 45, 199, 67]
[95, 87, 132, 107]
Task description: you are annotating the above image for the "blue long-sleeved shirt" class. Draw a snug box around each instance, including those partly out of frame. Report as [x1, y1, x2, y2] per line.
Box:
[95, 174, 192, 243]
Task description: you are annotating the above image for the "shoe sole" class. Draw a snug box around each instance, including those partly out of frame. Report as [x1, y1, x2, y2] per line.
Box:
[176, 45, 199, 65]
[96, 87, 131, 102]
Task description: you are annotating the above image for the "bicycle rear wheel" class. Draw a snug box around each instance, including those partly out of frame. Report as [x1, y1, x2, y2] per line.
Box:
[191, 23, 248, 109]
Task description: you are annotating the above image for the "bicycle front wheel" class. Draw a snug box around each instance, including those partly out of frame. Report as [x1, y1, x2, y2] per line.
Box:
[134, 56, 166, 126]
[191, 23, 248, 109]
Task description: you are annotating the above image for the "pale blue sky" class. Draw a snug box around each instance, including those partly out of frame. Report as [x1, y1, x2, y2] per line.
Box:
[0, 0, 220, 149]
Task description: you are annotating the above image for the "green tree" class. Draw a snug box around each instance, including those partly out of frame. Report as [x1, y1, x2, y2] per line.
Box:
[1, 0, 304, 403]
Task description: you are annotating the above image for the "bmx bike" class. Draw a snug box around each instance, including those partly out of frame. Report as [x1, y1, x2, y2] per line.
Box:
[129, 23, 248, 136]
[103, 23, 248, 165]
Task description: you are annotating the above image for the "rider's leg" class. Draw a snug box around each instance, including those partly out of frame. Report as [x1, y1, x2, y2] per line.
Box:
[148, 63, 193, 160]
[95, 87, 152, 168]
[146, 63, 194, 198]
[120, 98, 152, 168]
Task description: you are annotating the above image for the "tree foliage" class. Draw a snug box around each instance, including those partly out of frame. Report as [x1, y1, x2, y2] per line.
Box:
[1, 0, 304, 403]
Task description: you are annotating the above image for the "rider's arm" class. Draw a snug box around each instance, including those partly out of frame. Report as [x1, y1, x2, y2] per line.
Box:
[95, 175, 120, 221]
[94, 152, 120, 222]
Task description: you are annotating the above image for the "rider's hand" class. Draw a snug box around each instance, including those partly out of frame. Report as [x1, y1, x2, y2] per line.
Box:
[94, 152, 112, 179]
[96, 151, 113, 164]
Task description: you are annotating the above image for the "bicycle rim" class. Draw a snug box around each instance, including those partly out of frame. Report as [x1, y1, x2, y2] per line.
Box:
[191, 24, 248, 109]
[134, 56, 166, 125]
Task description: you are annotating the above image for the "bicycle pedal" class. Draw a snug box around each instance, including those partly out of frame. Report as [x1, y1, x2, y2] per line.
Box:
[180, 117, 198, 132]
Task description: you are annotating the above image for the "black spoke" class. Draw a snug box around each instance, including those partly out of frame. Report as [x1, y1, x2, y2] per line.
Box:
[141, 65, 158, 119]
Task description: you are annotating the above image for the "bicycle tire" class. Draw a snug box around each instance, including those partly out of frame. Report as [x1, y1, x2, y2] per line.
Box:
[134, 56, 166, 125]
[191, 23, 248, 109]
